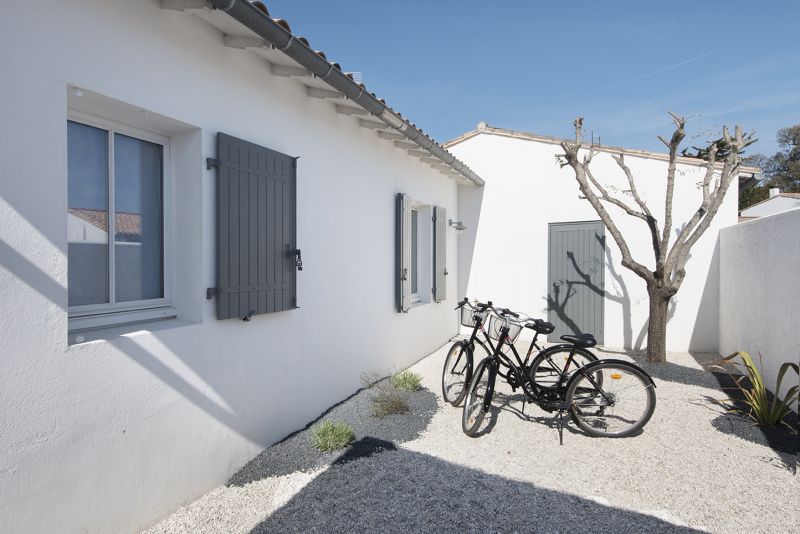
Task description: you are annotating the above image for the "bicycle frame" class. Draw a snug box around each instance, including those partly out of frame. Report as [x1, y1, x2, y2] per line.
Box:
[482, 323, 610, 410]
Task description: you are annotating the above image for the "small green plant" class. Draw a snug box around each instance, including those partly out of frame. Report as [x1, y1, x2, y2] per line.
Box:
[391, 370, 422, 391]
[311, 420, 355, 452]
[711, 351, 799, 430]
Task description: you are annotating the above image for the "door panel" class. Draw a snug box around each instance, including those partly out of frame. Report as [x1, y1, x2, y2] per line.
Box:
[547, 221, 605, 344]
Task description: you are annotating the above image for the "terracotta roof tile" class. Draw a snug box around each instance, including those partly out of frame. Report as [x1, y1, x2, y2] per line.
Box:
[69, 208, 142, 240]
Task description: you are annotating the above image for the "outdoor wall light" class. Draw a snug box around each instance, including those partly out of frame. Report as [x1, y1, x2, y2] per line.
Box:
[449, 219, 467, 231]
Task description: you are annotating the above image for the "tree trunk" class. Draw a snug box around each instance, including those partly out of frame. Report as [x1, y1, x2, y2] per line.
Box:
[646, 288, 671, 363]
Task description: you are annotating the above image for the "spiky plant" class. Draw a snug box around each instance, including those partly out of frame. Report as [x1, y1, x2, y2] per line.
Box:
[711, 351, 798, 430]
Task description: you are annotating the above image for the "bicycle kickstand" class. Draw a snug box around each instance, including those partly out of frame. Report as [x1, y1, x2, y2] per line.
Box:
[556, 409, 564, 446]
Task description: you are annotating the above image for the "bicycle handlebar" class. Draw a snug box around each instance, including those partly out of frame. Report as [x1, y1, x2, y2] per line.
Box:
[499, 308, 519, 318]
[456, 298, 493, 311]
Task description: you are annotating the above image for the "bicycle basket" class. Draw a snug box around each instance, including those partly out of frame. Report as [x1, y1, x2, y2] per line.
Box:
[486, 314, 523, 344]
[460, 305, 489, 328]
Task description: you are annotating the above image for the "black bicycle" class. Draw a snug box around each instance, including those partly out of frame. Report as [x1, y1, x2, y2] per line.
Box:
[443, 299, 600, 406]
[442, 299, 495, 406]
[462, 308, 656, 442]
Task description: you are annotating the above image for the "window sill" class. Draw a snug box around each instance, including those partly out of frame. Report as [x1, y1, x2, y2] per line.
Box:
[67, 316, 198, 347]
[68, 306, 177, 340]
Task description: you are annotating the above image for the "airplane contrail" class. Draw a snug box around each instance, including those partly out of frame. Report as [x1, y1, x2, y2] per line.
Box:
[535, 50, 715, 102]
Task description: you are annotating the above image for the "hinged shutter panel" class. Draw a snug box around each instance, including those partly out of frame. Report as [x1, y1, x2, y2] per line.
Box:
[433, 205, 447, 302]
[396, 193, 411, 312]
[214, 132, 297, 320]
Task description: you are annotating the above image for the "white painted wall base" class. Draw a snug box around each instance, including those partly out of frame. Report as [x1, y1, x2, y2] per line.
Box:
[0, 2, 463, 532]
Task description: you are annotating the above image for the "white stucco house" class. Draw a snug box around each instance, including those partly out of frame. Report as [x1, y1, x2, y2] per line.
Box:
[0, 1, 770, 533]
[0, 1, 481, 532]
[447, 122, 759, 353]
[739, 188, 800, 220]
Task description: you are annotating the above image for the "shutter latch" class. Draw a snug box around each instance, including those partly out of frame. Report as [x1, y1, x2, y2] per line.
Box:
[206, 158, 219, 170]
[294, 249, 303, 271]
[206, 287, 219, 300]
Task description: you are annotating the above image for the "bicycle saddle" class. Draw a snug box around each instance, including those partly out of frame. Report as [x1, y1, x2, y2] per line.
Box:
[560, 333, 597, 348]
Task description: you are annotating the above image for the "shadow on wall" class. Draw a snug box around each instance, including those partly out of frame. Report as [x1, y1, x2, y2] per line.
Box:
[545, 235, 607, 337]
[249, 437, 700, 533]
[456, 183, 485, 300]
[0, 238, 67, 310]
[688, 236, 720, 352]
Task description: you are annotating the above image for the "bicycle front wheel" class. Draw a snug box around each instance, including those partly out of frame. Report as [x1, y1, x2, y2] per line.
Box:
[462, 358, 495, 437]
[442, 341, 472, 406]
[566, 361, 656, 438]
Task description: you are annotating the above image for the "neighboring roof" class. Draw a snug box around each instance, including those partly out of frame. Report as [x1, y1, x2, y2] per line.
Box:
[69, 208, 141, 240]
[162, 0, 483, 186]
[444, 122, 761, 182]
[739, 192, 800, 215]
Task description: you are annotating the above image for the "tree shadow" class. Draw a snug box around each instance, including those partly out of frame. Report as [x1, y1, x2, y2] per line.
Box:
[249, 437, 702, 533]
[545, 235, 606, 340]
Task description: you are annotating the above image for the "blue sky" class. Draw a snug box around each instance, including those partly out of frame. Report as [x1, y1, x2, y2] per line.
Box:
[266, 1, 799, 157]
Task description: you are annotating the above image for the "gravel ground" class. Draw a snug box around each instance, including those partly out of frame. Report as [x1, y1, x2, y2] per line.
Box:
[146, 343, 799, 534]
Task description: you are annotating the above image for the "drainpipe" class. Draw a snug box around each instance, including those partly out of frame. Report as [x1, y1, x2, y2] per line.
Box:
[208, 0, 484, 186]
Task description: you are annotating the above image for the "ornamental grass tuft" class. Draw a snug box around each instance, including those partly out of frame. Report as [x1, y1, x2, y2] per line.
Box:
[391, 370, 422, 391]
[311, 420, 355, 452]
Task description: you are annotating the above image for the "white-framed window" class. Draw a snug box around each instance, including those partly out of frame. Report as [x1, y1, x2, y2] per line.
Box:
[67, 110, 174, 332]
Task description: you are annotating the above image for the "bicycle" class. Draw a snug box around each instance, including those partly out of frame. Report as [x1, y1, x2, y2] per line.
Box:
[462, 309, 656, 443]
[443, 299, 600, 406]
[441, 299, 495, 406]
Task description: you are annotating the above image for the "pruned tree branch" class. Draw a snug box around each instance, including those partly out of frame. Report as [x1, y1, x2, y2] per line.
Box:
[660, 111, 686, 273]
[611, 154, 662, 259]
[558, 118, 653, 282]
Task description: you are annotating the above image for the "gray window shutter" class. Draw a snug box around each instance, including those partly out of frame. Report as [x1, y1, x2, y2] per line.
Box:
[433, 205, 447, 302]
[396, 193, 411, 312]
[211, 132, 298, 320]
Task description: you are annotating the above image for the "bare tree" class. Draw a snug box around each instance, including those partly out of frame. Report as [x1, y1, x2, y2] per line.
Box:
[558, 113, 754, 362]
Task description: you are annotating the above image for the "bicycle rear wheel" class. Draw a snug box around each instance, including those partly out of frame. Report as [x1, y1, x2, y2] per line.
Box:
[462, 358, 495, 437]
[566, 361, 656, 438]
[442, 341, 472, 406]
[527, 346, 599, 392]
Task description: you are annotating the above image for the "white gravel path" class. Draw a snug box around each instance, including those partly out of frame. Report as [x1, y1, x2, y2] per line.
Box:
[145, 343, 798, 534]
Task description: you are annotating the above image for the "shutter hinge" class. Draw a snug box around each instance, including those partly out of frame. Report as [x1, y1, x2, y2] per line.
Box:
[206, 287, 219, 300]
[206, 158, 219, 170]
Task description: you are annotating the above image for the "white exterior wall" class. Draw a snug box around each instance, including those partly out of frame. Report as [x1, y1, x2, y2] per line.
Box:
[452, 132, 738, 352]
[719, 209, 800, 408]
[739, 195, 800, 218]
[0, 2, 461, 532]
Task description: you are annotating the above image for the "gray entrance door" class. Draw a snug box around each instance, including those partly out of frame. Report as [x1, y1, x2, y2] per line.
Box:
[547, 221, 605, 344]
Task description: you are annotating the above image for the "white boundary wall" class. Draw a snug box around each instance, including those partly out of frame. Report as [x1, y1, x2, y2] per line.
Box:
[719, 208, 800, 406]
[451, 132, 737, 352]
[0, 2, 460, 532]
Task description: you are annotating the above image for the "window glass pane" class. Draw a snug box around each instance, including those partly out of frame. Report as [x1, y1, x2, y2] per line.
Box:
[68, 121, 109, 306]
[411, 209, 418, 294]
[114, 133, 164, 302]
